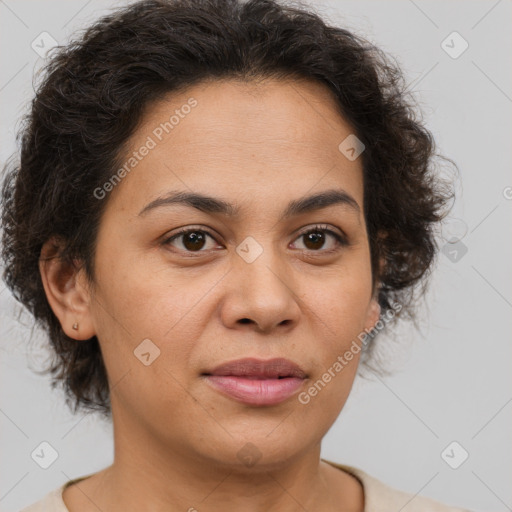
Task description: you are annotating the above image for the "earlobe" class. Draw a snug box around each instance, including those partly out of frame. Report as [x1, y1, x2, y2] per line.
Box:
[39, 238, 96, 340]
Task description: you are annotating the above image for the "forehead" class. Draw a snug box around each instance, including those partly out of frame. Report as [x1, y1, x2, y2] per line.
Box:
[139, 77, 352, 151]
[106, 77, 364, 216]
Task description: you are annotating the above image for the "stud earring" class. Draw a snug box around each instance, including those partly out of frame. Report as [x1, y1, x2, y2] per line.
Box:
[72, 322, 79, 330]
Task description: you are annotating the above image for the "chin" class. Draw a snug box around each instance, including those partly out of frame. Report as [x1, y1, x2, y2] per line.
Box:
[196, 428, 313, 472]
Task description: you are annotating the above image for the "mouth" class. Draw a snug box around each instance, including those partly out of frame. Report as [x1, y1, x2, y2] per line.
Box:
[201, 358, 307, 406]
[202, 357, 308, 379]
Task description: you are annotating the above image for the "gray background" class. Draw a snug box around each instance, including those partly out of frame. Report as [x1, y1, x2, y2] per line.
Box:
[1, 1, 511, 511]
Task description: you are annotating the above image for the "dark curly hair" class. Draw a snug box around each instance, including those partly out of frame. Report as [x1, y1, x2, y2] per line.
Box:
[1, 0, 456, 417]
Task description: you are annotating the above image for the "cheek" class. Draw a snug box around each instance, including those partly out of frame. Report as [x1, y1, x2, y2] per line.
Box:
[311, 267, 373, 337]
[90, 258, 216, 383]
[92, 249, 194, 335]
[298, 281, 368, 418]
[90, 271, 200, 419]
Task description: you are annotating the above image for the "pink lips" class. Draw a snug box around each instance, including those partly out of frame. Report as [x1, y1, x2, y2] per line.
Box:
[202, 357, 307, 406]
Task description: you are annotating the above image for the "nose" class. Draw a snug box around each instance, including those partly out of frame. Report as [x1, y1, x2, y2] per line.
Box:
[220, 243, 301, 334]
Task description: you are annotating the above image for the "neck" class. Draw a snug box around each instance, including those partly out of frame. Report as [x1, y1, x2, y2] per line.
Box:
[63, 407, 363, 512]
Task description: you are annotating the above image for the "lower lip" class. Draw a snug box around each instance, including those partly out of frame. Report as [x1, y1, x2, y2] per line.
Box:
[203, 376, 305, 406]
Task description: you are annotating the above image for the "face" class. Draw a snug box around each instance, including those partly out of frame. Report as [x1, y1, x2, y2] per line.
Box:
[58, 78, 380, 469]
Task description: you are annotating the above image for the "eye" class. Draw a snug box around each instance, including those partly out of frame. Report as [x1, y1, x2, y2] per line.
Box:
[162, 224, 349, 256]
[291, 224, 348, 253]
[162, 227, 219, 253]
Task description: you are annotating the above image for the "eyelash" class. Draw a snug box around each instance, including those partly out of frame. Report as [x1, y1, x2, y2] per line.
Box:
[162, 224, 349, 256]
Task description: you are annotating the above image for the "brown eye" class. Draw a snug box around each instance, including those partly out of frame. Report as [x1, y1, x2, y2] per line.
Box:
[181, 231, 207, 251]
[292, 225, 348, 253]
[163, 229, 217, 253]
[303, 231, 326, 250]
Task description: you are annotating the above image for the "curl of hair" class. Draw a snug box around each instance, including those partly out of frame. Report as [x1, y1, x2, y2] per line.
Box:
[1, 0, 457, 416]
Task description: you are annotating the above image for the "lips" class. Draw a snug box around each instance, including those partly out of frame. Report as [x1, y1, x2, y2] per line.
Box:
[202, 358, 308, 406]
[203, 357, 307, 379]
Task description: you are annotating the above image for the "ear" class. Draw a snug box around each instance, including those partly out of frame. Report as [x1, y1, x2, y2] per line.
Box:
[363, 230, 386, 331]
[363, 292, 381, 333]
[39, 237, 96, 340]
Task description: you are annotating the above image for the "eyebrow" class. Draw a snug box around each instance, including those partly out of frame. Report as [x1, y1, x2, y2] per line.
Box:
[138, 188, 360, 220]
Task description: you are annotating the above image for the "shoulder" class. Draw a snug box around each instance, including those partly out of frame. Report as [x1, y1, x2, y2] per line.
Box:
[19, 473, 94, 512]
[19, 485, 69, 512]
[322, 459, 472, 512]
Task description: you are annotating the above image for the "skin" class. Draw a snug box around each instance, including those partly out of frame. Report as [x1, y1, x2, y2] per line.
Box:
[40, 77, 381, 512]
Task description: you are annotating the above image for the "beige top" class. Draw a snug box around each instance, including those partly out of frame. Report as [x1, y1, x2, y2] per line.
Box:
[20, 459, 471, 512]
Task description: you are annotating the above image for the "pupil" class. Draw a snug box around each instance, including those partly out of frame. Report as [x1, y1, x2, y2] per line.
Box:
[306, 232, 324, 250]
[184, 232, 205, 251]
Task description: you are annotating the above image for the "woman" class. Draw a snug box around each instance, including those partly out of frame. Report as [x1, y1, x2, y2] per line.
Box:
[1, 0, 468, 510]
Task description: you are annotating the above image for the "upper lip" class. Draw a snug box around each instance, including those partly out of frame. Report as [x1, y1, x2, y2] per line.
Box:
[203, 358, 307, 379]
